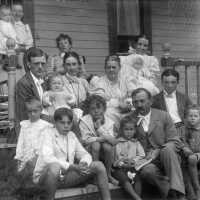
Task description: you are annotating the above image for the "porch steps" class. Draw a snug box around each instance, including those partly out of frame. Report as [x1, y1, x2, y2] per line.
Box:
[54, 183, 124, 200]
[54, 183, 161, 200]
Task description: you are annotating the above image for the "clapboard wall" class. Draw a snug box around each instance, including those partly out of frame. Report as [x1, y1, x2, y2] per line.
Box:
[151, 0, 200, 101]
[32, 0, 109, 74]
[151, 0, 200, 60]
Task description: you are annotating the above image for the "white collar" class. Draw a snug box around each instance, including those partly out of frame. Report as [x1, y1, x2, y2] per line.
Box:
[138, 110, 151, 120]
[30, 72, 44, 85]
[163, 90, 176, 98]
[14, 20, 23, 25]
[60, 52, 66, 58]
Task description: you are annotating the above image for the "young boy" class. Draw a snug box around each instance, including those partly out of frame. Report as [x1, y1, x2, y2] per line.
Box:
[152, 69, 192, 140]
[79, 95, 118, 185]
[33, 107, 111, 200]
[15, 98, 52, 184]
[183, 105, 200, 200]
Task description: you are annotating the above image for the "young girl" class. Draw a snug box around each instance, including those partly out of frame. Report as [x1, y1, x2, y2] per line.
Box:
[112, 115, 145, 200]
[42, 73, 77, 117]
[15, 98, 52, 182]
[79, 94, 118, 185]
[183, 105, 200, 200]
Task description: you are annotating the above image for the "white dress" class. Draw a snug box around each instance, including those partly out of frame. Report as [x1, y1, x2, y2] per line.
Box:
[14, 21, 33, 49]
[15, 119, 52, 172]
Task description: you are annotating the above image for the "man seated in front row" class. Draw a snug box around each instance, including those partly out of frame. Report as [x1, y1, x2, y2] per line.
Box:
[33, 107, 111, 200]
[152, 68, 192, 140]
[130, 88, 186, 200]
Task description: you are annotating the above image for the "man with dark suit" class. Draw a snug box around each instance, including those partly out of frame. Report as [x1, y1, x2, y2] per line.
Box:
[131, 88, 186, 200]
[15, 47, 47, 123]
[152, 69, 192, 140]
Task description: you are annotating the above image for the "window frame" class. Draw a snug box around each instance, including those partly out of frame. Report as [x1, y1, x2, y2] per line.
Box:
[107, 0, 152, 54]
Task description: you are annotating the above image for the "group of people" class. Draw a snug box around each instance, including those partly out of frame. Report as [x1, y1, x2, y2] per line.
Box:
[13, 43, 200, 200]
[3, 3, 198, 200]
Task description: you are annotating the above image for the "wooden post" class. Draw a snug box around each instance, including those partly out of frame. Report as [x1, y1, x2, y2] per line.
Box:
[6, 39, 16, 128]
[197, 65, 200, 104]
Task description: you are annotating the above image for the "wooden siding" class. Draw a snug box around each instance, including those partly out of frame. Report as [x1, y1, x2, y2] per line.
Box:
[151, 0, 200, 100]
[151, 0, 200, 60]
[33, 0, 109, 74]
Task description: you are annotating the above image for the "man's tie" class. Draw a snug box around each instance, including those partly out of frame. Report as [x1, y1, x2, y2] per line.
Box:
[36, 81, 44, 101]
[137, 116, 148, 132]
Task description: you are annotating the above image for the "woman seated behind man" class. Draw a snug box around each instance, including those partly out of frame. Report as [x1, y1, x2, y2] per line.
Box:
[79, 95, 119, 185]
[89, 55, 133, 126]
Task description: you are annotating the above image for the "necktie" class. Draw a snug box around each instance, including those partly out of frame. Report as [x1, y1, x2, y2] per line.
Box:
[137, 116, 148, 132]
[36, 81, 43, 101]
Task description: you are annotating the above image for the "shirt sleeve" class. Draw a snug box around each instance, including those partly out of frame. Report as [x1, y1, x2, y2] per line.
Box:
[24, 24, 33, 47]
[134, 141, 146, 162]
[79, 120, 99, 144]
[0, 22, 17, 40]
[15, 126, 24, 161]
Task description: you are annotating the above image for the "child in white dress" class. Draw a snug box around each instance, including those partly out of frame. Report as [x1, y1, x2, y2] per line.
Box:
[15, 98, 52, 174]
[0, 5, 17, 55]
[12, 3, 33, 50]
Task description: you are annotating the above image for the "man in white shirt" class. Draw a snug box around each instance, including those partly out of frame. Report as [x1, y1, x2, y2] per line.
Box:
[15, 47, 47, 122]
[130, 88, 186, 200]
[33, 108, 111, 200]
[152, 69, 192, 141]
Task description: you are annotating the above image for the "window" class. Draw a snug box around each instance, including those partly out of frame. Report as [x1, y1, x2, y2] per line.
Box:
[107, 0, 152, 54]
[0, 0, 22, 6]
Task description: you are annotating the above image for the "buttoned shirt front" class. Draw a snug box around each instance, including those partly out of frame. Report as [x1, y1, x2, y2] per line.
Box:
[30, 72, 44, 101]
[163, 90, 182, 124]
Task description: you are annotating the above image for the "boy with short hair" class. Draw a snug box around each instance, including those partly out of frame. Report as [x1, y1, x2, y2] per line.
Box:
[34, 107, 111, 200]
[152, 69, 192, 140]
[183, 105, 200, 200]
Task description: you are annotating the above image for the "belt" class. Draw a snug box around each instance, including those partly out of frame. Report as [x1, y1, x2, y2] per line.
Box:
[175, 122, 184, 128]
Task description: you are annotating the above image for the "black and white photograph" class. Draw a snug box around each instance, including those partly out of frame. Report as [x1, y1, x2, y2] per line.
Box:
[0, 0, 199, 200]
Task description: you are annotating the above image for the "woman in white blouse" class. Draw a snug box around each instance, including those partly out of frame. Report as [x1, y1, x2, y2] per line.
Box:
[61, 51, 89, 115]
[90, 55, 133, 125]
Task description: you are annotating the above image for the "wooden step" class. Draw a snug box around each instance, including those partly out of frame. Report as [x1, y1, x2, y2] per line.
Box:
[55, 183, 125, 200]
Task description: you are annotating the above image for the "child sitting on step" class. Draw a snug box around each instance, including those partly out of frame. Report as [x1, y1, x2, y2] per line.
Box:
[79, 94, 118, 185]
